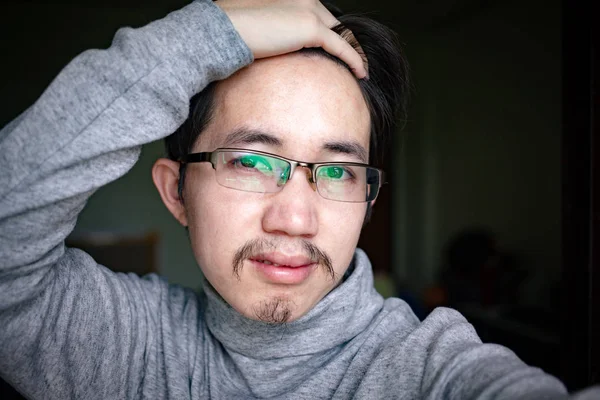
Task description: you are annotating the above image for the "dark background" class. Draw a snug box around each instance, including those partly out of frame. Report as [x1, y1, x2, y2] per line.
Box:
[0, 0, 597, 397]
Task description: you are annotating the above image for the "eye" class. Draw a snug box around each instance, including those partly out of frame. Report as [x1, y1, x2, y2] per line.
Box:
[233, 155, 273, 172]
[317, 166, 354, 180]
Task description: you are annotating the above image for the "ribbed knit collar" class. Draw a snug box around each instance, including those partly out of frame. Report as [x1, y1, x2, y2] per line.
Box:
[201, 249, 384, 397]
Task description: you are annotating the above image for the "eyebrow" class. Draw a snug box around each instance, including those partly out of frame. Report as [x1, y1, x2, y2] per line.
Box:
[322, 141, 368, 163]
[221, 127, 368, 163]
[222, 127, 283, 148]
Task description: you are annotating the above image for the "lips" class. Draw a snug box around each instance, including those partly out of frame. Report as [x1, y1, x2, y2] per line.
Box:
[250, 253, 314, 268]
[249, 253, 316, 284]
[255, 259, 281, 267]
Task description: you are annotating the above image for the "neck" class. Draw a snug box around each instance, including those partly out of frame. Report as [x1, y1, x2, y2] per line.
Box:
[200, 249, 384, 397]
[202, 249, 383, 359]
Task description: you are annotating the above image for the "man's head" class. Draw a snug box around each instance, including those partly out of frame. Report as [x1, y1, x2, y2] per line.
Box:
[152, 11, 409, 324]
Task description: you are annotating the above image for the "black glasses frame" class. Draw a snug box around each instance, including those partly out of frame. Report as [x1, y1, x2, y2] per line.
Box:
[179, 148, 387, 201]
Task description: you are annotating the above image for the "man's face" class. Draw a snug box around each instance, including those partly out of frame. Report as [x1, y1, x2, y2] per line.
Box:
[184, 53, 370, 323]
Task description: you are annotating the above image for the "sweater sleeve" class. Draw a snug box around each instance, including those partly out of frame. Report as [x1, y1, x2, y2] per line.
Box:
[0, 1, 252, 399]
[350, 306, 573, 399]
[416, 308, 600, 399]
[416, 308, 569, 399]
[415, 308, 599, 399]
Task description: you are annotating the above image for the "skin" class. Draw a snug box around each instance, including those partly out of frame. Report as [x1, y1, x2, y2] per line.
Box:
[153, 53, 371, 323]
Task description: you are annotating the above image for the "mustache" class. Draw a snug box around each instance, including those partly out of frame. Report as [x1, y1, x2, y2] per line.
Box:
[232, 238, 335, 281]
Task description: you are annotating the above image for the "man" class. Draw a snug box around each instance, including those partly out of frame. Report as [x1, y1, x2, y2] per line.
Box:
[0, 0, 596, 398]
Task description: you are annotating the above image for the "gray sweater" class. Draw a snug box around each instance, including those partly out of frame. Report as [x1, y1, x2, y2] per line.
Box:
[0, 1, 595, 399]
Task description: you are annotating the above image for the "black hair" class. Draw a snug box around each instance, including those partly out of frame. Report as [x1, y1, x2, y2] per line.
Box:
[165, 7, 410, 204]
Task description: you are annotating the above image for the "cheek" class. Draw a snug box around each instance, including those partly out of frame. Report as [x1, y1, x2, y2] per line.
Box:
[320, 203, 367, 264]
[184, 176, 264, 271]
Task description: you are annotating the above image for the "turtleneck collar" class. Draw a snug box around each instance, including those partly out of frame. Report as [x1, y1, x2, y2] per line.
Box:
[202, 248, 384, 360]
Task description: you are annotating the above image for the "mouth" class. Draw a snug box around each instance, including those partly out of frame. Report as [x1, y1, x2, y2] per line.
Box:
[255, 259, 281, 267]
[250, 253, 316, 284]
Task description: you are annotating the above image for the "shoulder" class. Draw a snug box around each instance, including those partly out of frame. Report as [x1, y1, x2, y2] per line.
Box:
[62, 247, 206, 343]
[371, 298, 473, 342]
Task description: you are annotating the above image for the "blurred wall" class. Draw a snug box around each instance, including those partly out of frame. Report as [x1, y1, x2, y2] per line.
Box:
[391, 0, 562, 309]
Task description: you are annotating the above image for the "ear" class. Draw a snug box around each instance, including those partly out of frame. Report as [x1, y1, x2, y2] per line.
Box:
[152, 158, 188, 227]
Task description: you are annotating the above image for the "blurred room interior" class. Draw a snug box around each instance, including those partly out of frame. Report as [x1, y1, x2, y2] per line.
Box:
[0, 0, 596, 397]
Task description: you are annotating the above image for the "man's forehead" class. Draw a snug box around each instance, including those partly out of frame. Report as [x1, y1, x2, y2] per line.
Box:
[217, 52, 362, 100]
[198, 53, 371, 159]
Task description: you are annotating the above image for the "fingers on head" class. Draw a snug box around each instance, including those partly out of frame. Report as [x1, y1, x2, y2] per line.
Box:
[318, 27, 368, 79]
[297, 0, 368, 79]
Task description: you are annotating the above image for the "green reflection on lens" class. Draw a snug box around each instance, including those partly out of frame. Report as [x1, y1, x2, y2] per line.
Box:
[238, 154, 272, 172]
[277, 164, 291, 186]
[318, 166, 345, 179]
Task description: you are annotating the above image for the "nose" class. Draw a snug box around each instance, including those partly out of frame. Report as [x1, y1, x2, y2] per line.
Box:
[261, 165, 319, 238]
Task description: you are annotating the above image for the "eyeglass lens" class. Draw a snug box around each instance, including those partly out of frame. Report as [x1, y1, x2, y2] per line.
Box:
[213, 150, 380, 203]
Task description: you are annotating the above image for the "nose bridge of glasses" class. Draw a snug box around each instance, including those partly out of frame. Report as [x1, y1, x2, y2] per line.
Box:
[286, 161, 317, 190]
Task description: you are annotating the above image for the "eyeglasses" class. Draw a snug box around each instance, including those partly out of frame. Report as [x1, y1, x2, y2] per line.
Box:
[179, 148, 386, 203]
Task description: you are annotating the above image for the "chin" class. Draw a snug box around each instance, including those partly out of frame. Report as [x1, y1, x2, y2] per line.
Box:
[238, 288, 318, 324]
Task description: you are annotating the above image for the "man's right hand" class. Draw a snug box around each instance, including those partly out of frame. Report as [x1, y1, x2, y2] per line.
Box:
[215, 0, 368, 79]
